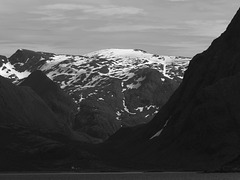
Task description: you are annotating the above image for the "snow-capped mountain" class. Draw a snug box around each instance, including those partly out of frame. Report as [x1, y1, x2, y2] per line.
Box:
[0, 48, 191, 140]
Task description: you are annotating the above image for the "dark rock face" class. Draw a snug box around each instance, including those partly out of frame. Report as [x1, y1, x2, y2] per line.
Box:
[107, 8, 240, 171]
[20, 70, 77, 128]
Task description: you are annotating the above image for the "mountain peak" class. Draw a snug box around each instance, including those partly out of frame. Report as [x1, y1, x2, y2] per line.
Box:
[9, 49, 40, 59]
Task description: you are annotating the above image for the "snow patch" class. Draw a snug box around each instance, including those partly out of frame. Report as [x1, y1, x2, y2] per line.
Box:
[122, 98, 136, 115]
[150, 119, 169, 140]
[135, 107, 144, 112]
[116, 111, 122, 120]
[79, 94, 84, 103]
[0, 62, 30, 80]
[126, 76, 146, 90]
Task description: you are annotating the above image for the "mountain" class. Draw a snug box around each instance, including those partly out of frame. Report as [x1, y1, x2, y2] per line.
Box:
[105, 7, 240, 171]
[0, 48, 190, 140]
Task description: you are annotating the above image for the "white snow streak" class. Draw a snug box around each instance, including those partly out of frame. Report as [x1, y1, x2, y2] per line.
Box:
[150, 118, 169, 140]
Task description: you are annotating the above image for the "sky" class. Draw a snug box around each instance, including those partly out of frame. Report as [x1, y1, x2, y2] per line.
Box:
[0, 0, 239, 57]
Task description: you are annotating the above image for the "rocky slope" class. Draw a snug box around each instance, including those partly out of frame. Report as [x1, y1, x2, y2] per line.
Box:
[105, 7, 240, 171]
[0, 49, 190, 140]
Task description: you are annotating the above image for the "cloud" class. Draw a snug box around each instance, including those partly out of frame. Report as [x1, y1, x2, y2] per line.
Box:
[90, 24, 180, 32]
[38, 14, 66, 21]
[38, 3, 144, 18]
[42, 4, 92, 11]
[29, 9, 67, 22]
[84, 5, 144, 16]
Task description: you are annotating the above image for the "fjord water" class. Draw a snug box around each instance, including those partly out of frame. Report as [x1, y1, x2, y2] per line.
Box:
[0, 172, 240, 180]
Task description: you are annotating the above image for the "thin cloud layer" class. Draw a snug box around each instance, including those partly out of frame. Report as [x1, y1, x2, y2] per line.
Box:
[91, 24, 181, 32]
[30, 3, 144, 23]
